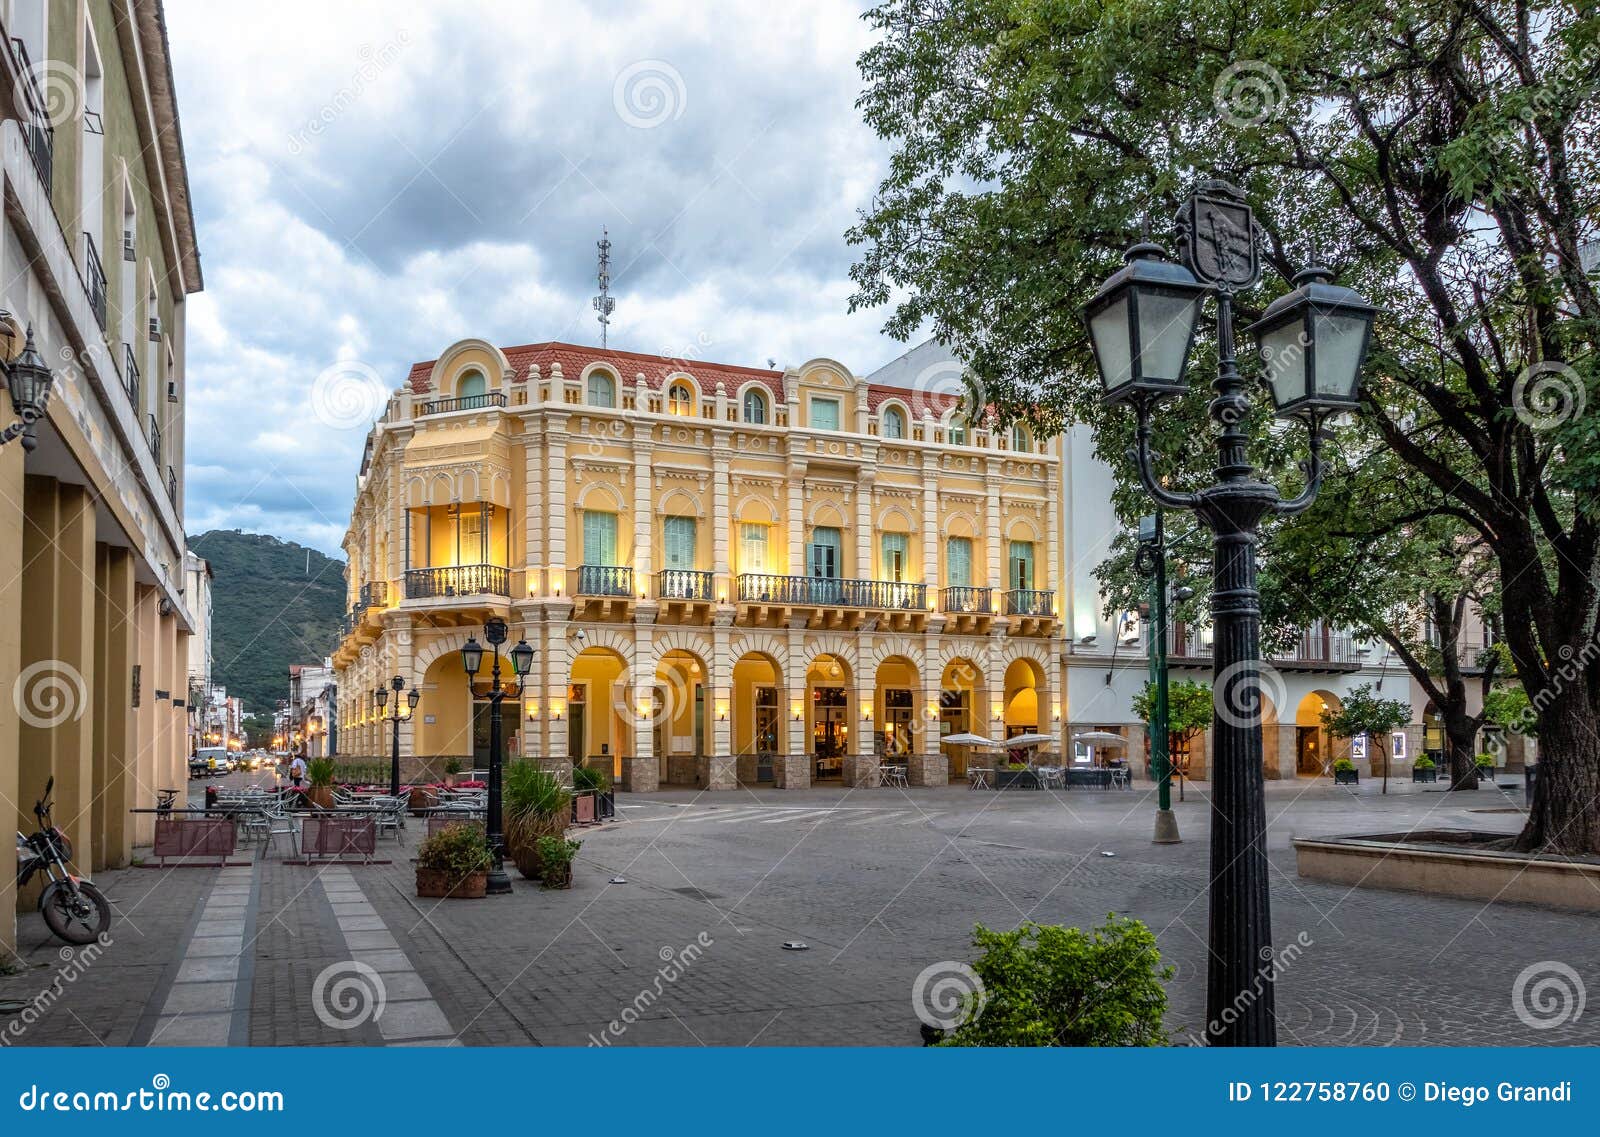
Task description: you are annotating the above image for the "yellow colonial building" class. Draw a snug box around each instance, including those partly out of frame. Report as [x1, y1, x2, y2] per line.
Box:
[333, 339, 1065, 790]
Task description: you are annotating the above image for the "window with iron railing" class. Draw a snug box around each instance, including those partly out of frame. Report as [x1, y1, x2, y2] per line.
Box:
[84, 234, 108, 329]
[123, 343, 140, 407]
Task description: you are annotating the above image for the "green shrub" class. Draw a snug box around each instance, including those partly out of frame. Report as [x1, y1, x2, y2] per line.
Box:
[1411, 756, 1436, 770]
[417, 823, 492, 876]
[443, 757, 464, 776]
[307, 757, 336, 787]
[936, 917, 1171, 1047]
[572, 765, 609, 792]
[535, 836, 582, 888]
[1333, 758, 1354, 773]
[1474, 753, 1496, 768]
[505, 761, 569, 820]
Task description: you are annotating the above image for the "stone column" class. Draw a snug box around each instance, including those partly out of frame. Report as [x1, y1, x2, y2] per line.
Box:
[632, 432, 654, 587]
[524, 431, 545, 593]
[711, 431, 732, 600]
[855, 468, 874, 580]
[546, 413, 570, 597]
[93, 545, 137, 868]
[921, 453, 939, 594]
[984, 458, 1003, 592]
[785, 452, 806, 575]
[0, 429, 24, 949]
[776, 620, 809, 788]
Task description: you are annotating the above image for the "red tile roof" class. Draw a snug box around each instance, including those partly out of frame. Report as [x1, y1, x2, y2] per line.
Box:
[405, 341, 967, 418]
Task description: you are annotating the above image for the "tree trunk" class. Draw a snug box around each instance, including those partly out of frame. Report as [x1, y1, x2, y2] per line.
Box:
[1515, 690, 1600, 855]
[1443, 716, 1480, 792]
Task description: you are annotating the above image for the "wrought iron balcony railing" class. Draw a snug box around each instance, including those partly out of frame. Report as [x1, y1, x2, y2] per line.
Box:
[404, 564, 510, 599]
[84, 233, 107, 329]
[11, 38, 54, 192]
[123, 344, 140, 407]
[166, 466, 177, 503]
[940, 586, 992, 614]
[576, 564, 633, 597]
[421, 392, 507, 415]
[147, 414, 162, 462]
[736, 573, 927, 611]
[1004, 588, 1054, 617]
[358, 580, 389, 608]
[656, 568, 712, 600]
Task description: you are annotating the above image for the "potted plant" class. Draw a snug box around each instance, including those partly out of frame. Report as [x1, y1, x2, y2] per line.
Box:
[504, 761, 570, 880]
[415, 822, 492, 899]
[306, 757, 337, 809]
[1333, 758, 1359, 786]
[1411, 756, 1438, 784]
[443, 757, 467, 786]
[535, 835, 582, 889]
[1474, 752, 1497, 784]
[571, 764, 607, 823]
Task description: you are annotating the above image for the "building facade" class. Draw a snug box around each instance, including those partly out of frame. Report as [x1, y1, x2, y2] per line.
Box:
[0, 0, 201, 950]
[183, 548, 211, 753]
[333, 340, 1063, 789]
[284, 661, 335, 758]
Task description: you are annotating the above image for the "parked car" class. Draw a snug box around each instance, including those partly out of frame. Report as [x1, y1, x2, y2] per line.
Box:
[188, 753, 210, 779]
[195, 746, 231, 776]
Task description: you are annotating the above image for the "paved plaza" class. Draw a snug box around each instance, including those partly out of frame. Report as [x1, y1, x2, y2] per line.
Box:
[3, 773, 1594, 1047]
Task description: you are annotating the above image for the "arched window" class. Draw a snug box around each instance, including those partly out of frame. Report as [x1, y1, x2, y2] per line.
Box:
[668, 382, 694, 416]
[1010, 423, 1032, 451]
[743, 387, 768, 424]
[457, 369, 486, 400]
[948, 415, 967, 445]
[882, 406, 906, 439]
[587, 371, 616, 408]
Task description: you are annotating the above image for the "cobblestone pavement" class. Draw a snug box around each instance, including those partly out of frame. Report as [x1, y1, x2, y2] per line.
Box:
[3, 773, 1595, 1047]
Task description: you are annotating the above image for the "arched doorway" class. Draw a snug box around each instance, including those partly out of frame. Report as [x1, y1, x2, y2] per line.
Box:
[1294, 690, 1342, 776]
[1260, 691, 1280, 778]
[653, 649, 707, 785]
[806, 653, 852, 781]
[874, 655, 919, 757]
[732, 652, 781, 783]
[417, 652, 473, 763]
[1003, 658, 1042, 737]
[940, 657, 984, 779]
[569, 647, 628, 777]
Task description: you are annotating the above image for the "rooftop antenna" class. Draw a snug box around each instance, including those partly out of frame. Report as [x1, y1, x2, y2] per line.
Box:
[592, 228, 616, 349]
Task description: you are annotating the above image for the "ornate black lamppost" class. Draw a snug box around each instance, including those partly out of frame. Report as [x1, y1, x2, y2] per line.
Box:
[1084, 181, 1375, 1045]
[460, 617, 535, 895]
[374, 675, 420, 797]
[0, 324, 55, 451]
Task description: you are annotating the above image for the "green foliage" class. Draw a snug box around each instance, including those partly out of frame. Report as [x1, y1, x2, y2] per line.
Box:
[1475, 753, 1497, 769]
[571, 765, 609, 792]
[443, 757, 464, 776]
[1321, 684, 1411, 744]
[1412, 756, 1436, 770]
[189, 531, 346, 715]
[504, 761, 570, 821]
[535, 836, 582, 888]
[1484, 686, 1533, 735]
[417, 824, 492, 876]
[937, 917, 1170, 1047]
[1333, 758, 1355, 773]
[1132, 679, 1213, 744]
[306, 757, 336, 788]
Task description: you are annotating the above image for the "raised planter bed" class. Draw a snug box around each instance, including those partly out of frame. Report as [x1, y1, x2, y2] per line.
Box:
[416, 867, 487, 899]
[1294, 830, 1600, 911]
[1333, 769, 1359, 786]
[1411, 767, 1438, 783]
[994, 768, 1040, 790]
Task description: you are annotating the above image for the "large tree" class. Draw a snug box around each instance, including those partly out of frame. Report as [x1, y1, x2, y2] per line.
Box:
[849, 0, 1598, 853]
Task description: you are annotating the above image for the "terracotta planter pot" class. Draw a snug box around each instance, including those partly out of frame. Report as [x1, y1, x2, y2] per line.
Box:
[416, 867, 488, 899]
[506, 814, 566, 880]
[309, 786, 335, 810]
[408, 787, 438, 816]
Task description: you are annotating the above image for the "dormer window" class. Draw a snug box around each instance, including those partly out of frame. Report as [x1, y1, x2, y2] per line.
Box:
[949, 415, 967, 445]
[457, 369, 486, 400]
[743, 387, 768, 424]
[668, 381, 694, 416]
[587, 371, 616, 408]
[882, 406, 906, 439]
[1010, 423, 1032, 451]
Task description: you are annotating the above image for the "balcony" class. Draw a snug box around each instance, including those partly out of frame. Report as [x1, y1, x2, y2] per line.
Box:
[576, 564, 633, 597]
[1166, 626, 1361, 673]
[359, 580, 389, 608]
[656, 568, 712, 601]
[83, 234, 107, 330]
[10, 37, 54, 192]
[148, 414, 162, 462]
[123, 343, 140, 407]
[404, 564, 510, 599]
[1004, 589, 1054, 617]
[940, 586, 992, 614]
[736, 573, 927, 611]
[422, 392, 507, 415]
[166, 466, 176, 504]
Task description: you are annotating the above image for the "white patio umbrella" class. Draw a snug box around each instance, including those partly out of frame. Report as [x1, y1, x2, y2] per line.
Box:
[940, 732, 1000, 747]
[1072, 730, 1127, 746]
[1001, 732, 1056, 748]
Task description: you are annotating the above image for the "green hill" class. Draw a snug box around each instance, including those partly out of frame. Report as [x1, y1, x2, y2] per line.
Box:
[189, 530, 346, 715]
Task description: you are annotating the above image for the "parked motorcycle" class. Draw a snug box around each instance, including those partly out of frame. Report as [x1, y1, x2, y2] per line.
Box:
[15, 777, 111, 944]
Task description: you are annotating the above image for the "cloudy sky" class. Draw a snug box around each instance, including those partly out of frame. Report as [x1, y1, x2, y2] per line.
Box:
[167, 0, 911, 557]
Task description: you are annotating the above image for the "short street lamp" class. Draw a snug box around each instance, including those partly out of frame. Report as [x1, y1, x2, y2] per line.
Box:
[460, 617, 535, 895]
[1084, 180, 1375, 1046]
[375, 674, 420, 797]
[0, 323, 55, 452]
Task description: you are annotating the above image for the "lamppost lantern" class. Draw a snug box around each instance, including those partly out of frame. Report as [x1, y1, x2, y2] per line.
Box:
[390, 673, 405, 692]
[406, 686, 421, 712]
[1, 325, 56, 452]
[483, 615, 509, 646]
[374, 685, 388, 711]
[460, 635, 484, 678]
[1248, 263, 1375, 418]
[509, 638, 535, 677]
[1084, 242, 1208, 406]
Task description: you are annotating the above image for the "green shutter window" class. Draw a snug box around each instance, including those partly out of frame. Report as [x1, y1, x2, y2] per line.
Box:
[663, 516, 696, 570]
[882, 407, 905, 438]
[809, 527, 842, 577]
[587, 372, 615, 407]
[1008, 540, 1035, 590]
[881, 532, 909, 581]
[809, 397, 840, 431]
[740, 523, 768, 573]
[947, 537, 972, 588]
[583, 511, 618, 566]
[457, 370, 486, 399]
